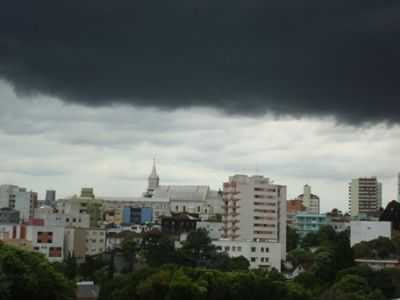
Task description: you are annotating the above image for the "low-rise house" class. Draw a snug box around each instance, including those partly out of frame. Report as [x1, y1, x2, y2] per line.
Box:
[213, 239, 282, 271]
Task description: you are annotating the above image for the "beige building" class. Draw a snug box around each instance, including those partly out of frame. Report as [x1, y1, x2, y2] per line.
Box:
[57, 188, 103, 227]
[295, 185, 320, 214]
[64, 227, 106, 258]
[221, 175, 287, 262]
[349, 177, 382, 216]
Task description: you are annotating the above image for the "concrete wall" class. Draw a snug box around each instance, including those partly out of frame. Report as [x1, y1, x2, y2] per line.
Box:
[350, 221, 391, 247]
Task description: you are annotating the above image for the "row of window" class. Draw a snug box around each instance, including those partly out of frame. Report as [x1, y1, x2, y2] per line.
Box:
[251, 246, 269, 253]
[250, 257, 269, 263]
[254, 230, 274, 235]
[254, 209, 276, 213]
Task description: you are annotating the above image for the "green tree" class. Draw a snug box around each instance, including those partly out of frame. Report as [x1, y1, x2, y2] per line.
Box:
[323, 274, 385, 300]
[0, 244, 75, 300]
[287, 226, 300, 252]
[121, 238, 138, 272]
[180, 229, 217, 267]
[142, 230, 178, 267]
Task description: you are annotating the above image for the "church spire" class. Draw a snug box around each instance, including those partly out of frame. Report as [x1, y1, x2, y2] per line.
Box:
[147, 157, 160, 195]
[149, 157, 158, 179]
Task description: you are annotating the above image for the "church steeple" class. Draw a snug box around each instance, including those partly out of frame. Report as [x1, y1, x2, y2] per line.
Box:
[147, 158, 160, 194]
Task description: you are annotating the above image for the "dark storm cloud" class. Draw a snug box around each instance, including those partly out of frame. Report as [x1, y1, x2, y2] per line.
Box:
[1, 0, 400, 123]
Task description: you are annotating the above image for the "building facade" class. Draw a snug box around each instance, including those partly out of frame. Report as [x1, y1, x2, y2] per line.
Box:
[295, 185, 320, 214]
[221, 175, 287, 262]
[349, 177, 382, 216]
[292, 212, 327, 237]
[213, 240, 282, 271]
[0, 185, 36, 222]
[350, 221, 391, 247]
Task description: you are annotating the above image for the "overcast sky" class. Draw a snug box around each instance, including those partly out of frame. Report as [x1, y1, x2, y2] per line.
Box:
[1, 80, 399, 212]
[2, 1, 400, 212]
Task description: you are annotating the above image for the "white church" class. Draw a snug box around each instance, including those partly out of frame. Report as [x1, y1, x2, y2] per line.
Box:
[143, 160, 223, 217]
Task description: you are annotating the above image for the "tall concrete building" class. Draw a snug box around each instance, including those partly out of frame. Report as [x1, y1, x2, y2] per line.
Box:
[221, 175, 287, 260]
[295, 184, 320, 214]
[349, 177, 382, 216]
[0, 185, 36, 222]
[398, 173, 400, 202]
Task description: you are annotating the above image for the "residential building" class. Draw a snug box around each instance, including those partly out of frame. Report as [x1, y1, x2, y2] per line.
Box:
[213, 240, 282, 271]
[122, 207, 153, 225]
[350, 221, 391, 247]
[292, 212, 327, 237]
[161, 212, 199, 236]
[0, 185, 36, 222]
[0, 207, 20, 224]
[287, 199, 306, 214]
[349, 177, 382, 216]
[64, 227, 106, 258]
[104, 208, 123, 225]
[0, 223, 64, 262]
[398, 173, 400, 202]
[103, 197, 170, 224]
[57, 188, 103, 227]
[221, 174, 287, 262]
[295, 185, 320, 214]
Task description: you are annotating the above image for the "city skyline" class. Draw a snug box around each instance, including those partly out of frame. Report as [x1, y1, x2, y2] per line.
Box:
[1, 81, 399, 213]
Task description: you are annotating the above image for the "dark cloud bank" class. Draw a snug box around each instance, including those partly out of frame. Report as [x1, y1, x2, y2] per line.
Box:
[1, 0, 400, 123]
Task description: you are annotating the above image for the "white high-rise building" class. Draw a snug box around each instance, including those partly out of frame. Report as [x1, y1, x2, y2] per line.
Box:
[295, 184, 320, 214]
[221, 175, 287, 262]
[349, 177, 382, 216]
[0, 185, 36, 222]
[398, 173, 400, 202]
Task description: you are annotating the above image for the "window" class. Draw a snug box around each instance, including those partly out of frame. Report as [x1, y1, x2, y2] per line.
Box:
[251, 257, 256, 262]
[37, 232, 53, 243]
[224, 246, 230, 251]
[232, 246, 236, 252]
[237, 246, 242, 251]
[49, 247, 62, 257]
[251, 247, 256, 252]
[261, 257, 265, 262]
[261, 247, 264, 252]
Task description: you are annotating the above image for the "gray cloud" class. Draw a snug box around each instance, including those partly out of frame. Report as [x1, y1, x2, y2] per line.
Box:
[1, 82, 400, 211]
[1, 1, 400, 123]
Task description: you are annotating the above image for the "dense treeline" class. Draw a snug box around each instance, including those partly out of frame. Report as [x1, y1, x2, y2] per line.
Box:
[2, 226, 400, 300]
[0, 242, 75, 300]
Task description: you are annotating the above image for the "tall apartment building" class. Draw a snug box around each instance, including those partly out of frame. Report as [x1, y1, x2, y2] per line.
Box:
[295, 185, 320, 214]
[398, 173, 400, 202]
[0, 185, 36, 222]
[221, 175, 287, 260]
[349, 177, 382, 216]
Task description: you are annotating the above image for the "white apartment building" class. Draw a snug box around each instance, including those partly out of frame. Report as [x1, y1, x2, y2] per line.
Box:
[35, 206, 91, 228]
[295, 185, 320, 214]
[398, 173, 400, 202]
[0, 223, 64, 262]
[349, 177, 382, 216]
[221, 175, 287, 265]
[213, 240, 282, 271]
[0, 185, 36, 222]
[350, 221, 391, 247]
